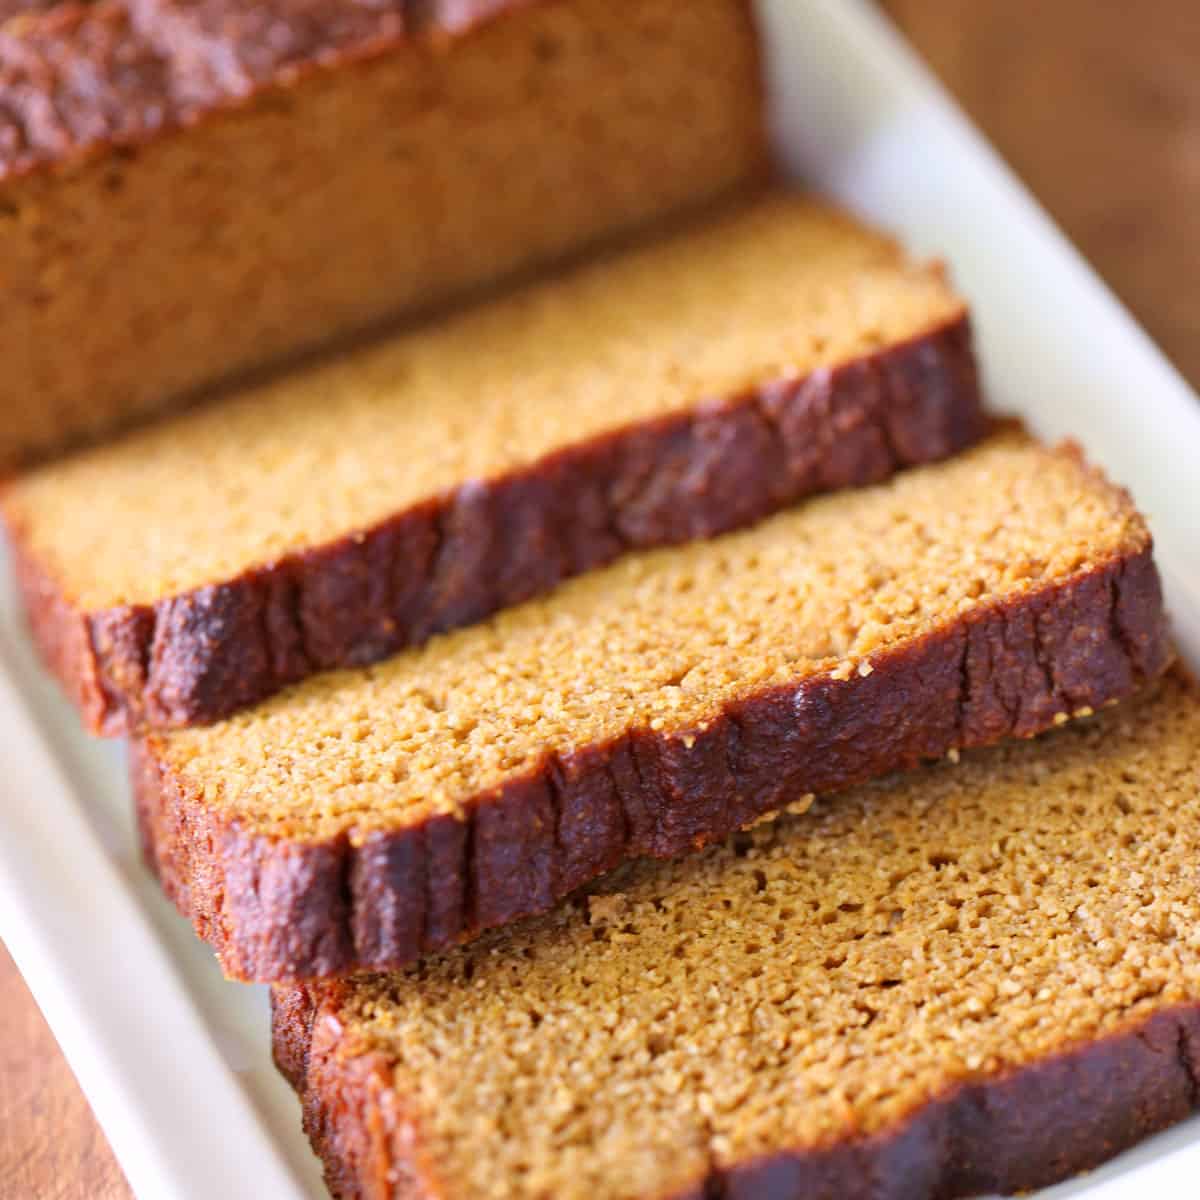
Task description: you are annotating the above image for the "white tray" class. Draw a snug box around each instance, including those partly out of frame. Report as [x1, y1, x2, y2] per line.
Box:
[3, 2, 1200, 1197]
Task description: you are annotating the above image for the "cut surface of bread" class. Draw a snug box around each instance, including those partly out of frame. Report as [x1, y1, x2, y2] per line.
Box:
[5, 192, 982, 733]
[0, 0, 767, 465]
[132, 433, 1170, 981]
[274, 670, 1200, 1200]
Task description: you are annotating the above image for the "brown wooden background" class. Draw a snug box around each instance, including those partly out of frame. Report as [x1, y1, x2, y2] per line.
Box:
[2, 3, 1198, 1196]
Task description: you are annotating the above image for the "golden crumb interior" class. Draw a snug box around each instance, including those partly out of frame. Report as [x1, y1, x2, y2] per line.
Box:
[154, 435, 1147, 840]
[317, 672, 1200, 1200]
[5, 193, 963, 610]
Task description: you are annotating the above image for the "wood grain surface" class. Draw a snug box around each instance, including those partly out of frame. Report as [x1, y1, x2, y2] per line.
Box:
[0, 942, 131, 1200]
[2, 3, 1198, 1197]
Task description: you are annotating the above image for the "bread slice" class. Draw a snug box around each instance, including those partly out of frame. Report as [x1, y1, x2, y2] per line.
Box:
[274, 669, 1200, 1200]
[131, 432, 1169, 982]
[0, 0, 767, 465]
[5, 192, 983, 734]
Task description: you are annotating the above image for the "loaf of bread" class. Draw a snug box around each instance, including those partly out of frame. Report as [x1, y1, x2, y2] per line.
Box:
[274, 669, 1200, 1200]
[0, 0, 767, 464]
[5, 193, 983, 733]
[131, 433, 1169, 982]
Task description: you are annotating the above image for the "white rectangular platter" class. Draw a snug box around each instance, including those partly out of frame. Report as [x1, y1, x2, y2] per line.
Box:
[2, 1, 1199, 1197]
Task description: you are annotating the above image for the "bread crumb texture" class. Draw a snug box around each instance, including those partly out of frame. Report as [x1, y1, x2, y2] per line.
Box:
[5, 193, 961, 609]
[154, 433, 1148, 840]
[302, 671, 1200, 1200]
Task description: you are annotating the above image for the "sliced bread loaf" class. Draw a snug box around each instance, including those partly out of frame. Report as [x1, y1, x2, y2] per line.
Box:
[5, 193, 983, 733]
[274, 668, 1200, 1200]
[132, 433, 1169, 981]
[0, 0, 766, 464]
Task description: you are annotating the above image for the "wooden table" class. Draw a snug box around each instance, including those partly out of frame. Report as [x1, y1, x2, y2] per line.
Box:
[3, 4, 1198, 1196]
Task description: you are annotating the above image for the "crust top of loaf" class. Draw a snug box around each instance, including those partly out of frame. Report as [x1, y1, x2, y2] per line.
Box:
[0, 0, 560, 175]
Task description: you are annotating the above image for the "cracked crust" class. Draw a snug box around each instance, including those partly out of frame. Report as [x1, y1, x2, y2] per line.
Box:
[10, 315, 984, 735]
[272, 985, 1200, 1200]
[131, 541, 1169, 982]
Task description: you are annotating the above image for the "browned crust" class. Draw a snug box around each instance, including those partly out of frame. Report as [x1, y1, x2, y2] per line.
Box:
[130, 539, 1170, 983]
[273, 982, 1200, 1200]
[273, 983, 454, 1200]
[0, 0, 600, 180]
[0, 0, 404, 180]
[8, 314, 985, 735]
[0, 0, 761, 179]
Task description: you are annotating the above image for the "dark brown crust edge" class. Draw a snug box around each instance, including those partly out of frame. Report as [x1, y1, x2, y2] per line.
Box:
[7, 314, 984, 735]
[0, 0, 571, 182]
[3, 0, 768, 182]
[272, 983, 1200, 1200]
[131, 539, 1170, 983]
